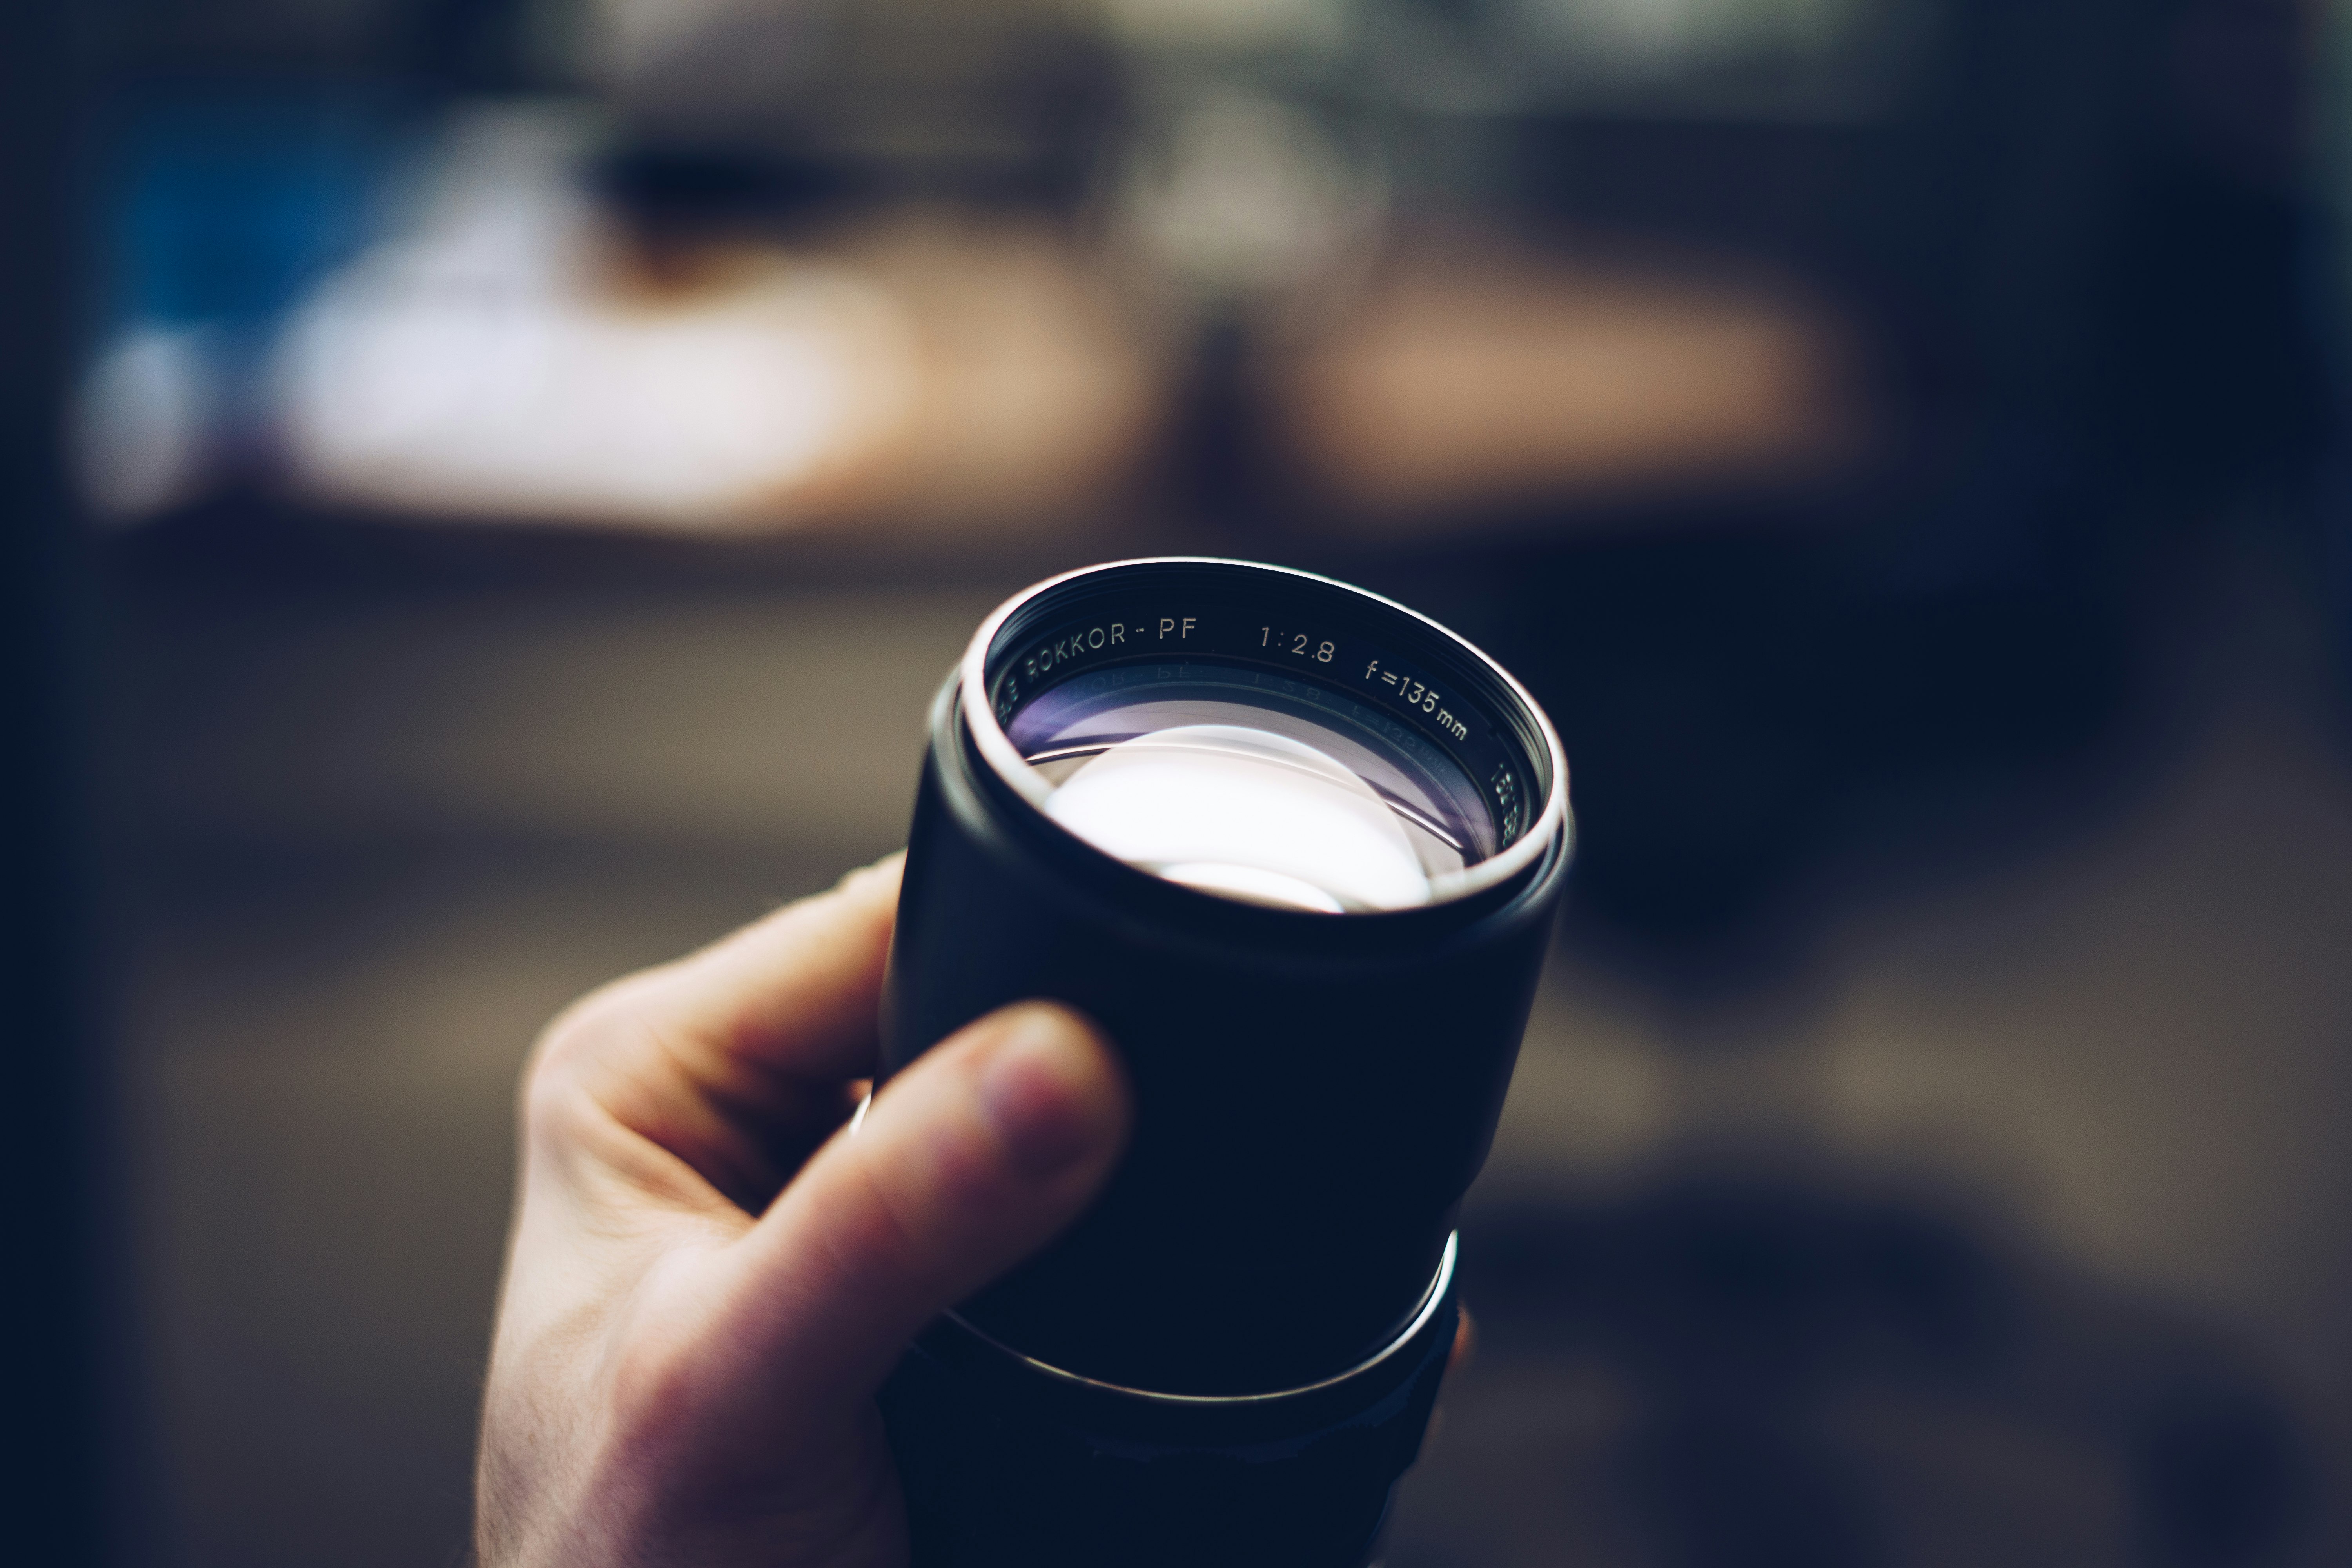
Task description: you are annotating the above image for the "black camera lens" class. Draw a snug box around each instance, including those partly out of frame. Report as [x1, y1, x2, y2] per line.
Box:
[877, 558, 1570, 1566]
[886, 557, 1567, 1381]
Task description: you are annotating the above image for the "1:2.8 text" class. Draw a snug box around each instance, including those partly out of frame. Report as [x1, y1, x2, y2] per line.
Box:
[1262, 627, 1336, 662]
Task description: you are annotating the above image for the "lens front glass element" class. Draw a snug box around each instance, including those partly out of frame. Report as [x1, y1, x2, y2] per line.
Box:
[972, 562, 1558, 915]
[1009, 673, 1493, 912]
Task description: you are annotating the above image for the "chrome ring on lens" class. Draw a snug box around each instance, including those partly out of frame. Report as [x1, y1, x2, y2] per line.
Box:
[957, 557, 1570, 912]
[940, 1233, 1459, 1409]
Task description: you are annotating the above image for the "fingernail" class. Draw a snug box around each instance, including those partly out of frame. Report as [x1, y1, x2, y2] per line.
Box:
[978, 1007, 1114, 1181]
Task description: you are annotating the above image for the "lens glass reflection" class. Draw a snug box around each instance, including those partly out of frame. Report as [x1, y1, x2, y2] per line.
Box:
[1007, 669, 1495, 911]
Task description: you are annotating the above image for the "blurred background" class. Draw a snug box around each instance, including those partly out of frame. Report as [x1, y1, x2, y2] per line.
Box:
[9, 0, 2352, 1564]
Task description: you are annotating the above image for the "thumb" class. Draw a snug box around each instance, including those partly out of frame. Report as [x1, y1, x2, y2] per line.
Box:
[705, 1002, 1129, 1423]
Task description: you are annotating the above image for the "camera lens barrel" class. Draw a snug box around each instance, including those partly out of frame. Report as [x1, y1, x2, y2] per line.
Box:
[876, 559, 1570, 1561]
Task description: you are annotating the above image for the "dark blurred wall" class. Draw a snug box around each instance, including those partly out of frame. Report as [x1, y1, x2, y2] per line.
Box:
[4, 1, 114, 1564]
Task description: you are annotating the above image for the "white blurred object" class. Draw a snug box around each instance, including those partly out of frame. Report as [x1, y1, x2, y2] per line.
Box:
[276, 253, 918, 529]
[1042, 724, 1432, 912]
[269, 105, 1155, 535]
[76, 325, 225, 521]
[272, 105, 920, 529]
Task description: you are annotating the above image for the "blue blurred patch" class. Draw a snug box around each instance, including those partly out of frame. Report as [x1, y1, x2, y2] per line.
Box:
[100, 92, 408, 332]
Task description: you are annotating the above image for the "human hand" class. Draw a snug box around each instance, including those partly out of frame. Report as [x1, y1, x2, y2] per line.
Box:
[474, 854, 1131, 1568]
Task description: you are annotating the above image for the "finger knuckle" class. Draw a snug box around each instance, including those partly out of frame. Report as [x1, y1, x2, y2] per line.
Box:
[519, 982, 661, 1138]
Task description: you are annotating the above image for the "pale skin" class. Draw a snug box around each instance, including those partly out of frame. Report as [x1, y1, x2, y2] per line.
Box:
[477, 852, 1468, 1568]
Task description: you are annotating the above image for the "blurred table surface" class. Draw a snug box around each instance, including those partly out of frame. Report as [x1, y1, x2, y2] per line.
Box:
[99, 518, 2352, 1568]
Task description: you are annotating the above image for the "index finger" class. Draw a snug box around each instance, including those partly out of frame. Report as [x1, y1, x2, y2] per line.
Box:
[525, 854, 906, 1218]
[644, 852, 905, 1086]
